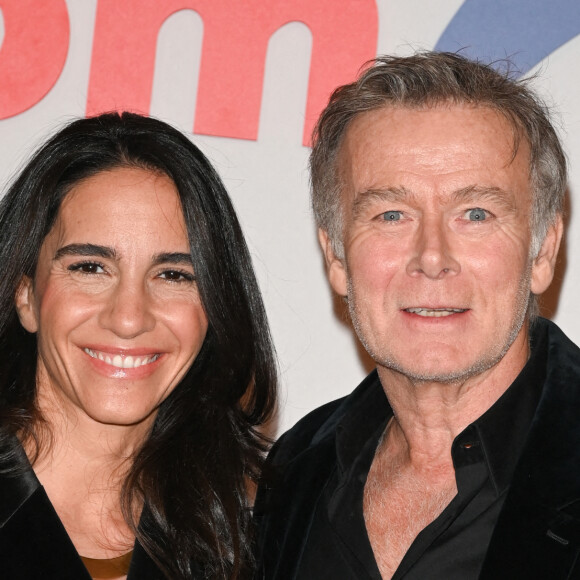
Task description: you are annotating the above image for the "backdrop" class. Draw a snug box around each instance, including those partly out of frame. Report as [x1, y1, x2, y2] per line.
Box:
[1, 0, 579, 434]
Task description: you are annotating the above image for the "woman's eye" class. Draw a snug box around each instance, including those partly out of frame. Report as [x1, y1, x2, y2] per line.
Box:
[382, 210, 402, 222]
[465, 208, 488, 222]
[158, 270, 194, 282]
[68, 262, 105, 274]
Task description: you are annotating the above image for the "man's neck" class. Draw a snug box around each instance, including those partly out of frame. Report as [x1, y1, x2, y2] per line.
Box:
[375, 333, 530, 469]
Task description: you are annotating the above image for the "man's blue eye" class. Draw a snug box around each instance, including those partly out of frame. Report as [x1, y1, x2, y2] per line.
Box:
[382, 211, 402, 221]
[467, 208, 487, 221]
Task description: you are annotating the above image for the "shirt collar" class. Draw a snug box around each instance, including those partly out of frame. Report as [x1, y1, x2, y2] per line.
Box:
[467, 321, 548, 494]
[335, 371, 391, 473]
[335, 320, 548, 493]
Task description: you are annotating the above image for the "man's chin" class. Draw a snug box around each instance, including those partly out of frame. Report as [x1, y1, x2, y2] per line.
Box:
[376, 353, 506, 385]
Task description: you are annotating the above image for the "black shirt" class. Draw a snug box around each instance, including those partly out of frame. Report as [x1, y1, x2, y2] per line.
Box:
[256, 319, 580, 579]
[296, 332, 547, 579]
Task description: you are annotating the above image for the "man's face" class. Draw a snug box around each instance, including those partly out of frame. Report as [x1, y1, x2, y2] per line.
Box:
[322, 105, 561, 384]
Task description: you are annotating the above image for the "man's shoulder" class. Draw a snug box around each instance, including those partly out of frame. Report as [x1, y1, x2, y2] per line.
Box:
[535, 317, 580, 371]
[268, 370, 382, 467]
[266, 398, 343, 467]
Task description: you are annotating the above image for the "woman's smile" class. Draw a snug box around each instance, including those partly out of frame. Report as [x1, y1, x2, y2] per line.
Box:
[16, 166, 209, 427]
[83, 348, 161, 369]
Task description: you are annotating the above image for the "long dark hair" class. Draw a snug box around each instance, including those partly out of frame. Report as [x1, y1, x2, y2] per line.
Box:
[0, 112, 277, 579]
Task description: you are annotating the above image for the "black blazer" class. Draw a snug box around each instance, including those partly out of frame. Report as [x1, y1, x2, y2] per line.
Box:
[255, 318, 580, 579]
[0, 442, 164, 579]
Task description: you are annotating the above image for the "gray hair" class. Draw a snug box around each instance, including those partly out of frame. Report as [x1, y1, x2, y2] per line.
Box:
[310, 51, 567, 260]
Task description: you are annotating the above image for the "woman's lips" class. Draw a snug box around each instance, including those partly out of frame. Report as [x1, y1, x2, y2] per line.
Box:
[83, 347, 160, 369]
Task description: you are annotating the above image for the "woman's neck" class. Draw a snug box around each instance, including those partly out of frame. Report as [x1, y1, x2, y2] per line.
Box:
[24, 403, 149, 559]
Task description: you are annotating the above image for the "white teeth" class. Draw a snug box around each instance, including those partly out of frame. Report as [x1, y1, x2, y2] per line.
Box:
[84, 348, 160, 368]
[406, 308, 466, 317]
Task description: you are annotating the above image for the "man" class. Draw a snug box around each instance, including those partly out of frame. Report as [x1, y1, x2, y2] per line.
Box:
[255, 52, 580, 579]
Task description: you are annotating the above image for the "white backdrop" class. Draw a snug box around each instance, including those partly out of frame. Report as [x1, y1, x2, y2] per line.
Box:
[1, 1, 579, 434]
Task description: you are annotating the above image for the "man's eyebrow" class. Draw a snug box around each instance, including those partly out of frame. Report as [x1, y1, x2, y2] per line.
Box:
[451, 185, 518, 211]
[352, 187, 410, 219]
[151, 252, 194, 267]
[351, 185, 518, 219]
[54, 243, 116, 261]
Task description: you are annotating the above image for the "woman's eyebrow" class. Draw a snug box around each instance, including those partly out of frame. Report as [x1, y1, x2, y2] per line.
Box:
[53, 243, 116, 260]
[151, 252, 193, 266]
[54, 246, 193, 267]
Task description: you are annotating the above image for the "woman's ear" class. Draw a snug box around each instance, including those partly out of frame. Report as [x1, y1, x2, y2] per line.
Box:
[15, 276, 39, 333]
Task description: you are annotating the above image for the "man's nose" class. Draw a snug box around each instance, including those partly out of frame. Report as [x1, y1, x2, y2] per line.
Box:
[98, 278, 156, 339]
[406, 217, 460, 279]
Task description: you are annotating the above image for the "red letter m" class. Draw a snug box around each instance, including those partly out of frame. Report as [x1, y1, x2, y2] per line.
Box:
[87, 0, 377, 144]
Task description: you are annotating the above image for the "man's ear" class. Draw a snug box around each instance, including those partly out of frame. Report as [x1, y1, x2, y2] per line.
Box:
[531, 214, 564, 295]
[15, 276, 39, 333]
[318, 228, 348, 297]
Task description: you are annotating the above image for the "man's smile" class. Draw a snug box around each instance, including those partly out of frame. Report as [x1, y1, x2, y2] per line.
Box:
[404, 308, 468, 318]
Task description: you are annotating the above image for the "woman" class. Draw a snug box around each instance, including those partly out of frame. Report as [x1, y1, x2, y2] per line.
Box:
[0, 112, 277, 579]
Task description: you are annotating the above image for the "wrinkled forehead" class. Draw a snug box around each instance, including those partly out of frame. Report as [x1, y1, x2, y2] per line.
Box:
[336, 103, 531, 201]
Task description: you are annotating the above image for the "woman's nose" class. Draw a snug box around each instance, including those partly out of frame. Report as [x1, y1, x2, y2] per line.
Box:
[98, 279, 156, 339]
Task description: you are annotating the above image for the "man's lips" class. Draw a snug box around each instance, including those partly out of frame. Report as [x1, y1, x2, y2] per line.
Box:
[404, 307, 468, 318]
[83, 348, 160, 369]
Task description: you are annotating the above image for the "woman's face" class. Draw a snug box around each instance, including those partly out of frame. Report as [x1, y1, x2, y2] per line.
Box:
[16, 167, 208, 429]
